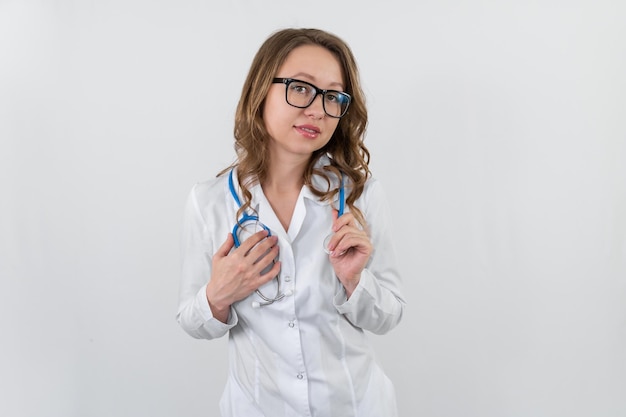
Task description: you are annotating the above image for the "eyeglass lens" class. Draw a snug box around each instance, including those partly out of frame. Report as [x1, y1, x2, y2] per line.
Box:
[286, 80, 349, 118]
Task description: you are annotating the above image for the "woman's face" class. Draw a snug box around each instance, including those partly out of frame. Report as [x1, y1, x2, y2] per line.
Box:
[263, 44, 344, 162]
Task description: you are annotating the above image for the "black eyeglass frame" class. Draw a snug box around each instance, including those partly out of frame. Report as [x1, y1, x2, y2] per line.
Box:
[272, 78, 351, 118]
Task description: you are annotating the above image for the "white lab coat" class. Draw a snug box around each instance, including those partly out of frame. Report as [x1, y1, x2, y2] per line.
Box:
[177, 157, 406, 417]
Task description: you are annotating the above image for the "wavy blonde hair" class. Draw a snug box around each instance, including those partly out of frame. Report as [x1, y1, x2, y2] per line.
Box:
[220, 28, 371, 226]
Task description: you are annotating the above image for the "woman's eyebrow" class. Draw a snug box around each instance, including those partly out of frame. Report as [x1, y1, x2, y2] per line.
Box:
[289, 72, 345, 89]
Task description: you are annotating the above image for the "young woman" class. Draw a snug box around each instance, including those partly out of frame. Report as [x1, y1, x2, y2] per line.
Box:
[177, 28, 406, 417]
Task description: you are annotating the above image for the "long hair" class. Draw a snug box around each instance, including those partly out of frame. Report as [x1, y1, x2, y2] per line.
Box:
[220, 28, 370, 226]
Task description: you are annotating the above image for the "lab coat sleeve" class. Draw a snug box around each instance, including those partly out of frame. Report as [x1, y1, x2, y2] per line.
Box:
[176, 183, 238, 339]
[333, 179, 406, 335]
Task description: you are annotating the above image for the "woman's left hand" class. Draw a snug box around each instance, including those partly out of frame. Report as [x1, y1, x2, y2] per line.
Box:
[326, 210, 372, 298]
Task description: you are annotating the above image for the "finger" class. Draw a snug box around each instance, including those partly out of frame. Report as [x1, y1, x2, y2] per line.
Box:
[250, 237, 279, 266]
[326, 229, 349, 254]
[331, 231, 371, 256]
[215, 233, 235, 257]
[328, 220, 361, 248]
[256, 258, 282, 285]
[330, 209, 341, 232]
[332, 211, 356, 232]
[239, 229, 271, 253]
[248, 234, 278, 261]
[326, 223, 350, 251]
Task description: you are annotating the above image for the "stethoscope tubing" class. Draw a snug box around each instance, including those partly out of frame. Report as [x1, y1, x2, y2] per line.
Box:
[227, 168, 344, 307]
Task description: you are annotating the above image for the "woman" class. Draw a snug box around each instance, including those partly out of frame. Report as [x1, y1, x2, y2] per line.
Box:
[177, 28, 406, 417]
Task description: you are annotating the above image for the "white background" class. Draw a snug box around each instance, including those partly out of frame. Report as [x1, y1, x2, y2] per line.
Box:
[1, 1, 625, 416]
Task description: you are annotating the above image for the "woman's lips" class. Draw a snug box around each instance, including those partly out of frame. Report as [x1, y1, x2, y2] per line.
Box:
[295, 124, 321, 139]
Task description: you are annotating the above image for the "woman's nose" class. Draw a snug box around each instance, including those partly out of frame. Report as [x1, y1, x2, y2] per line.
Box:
[304, 94, 325, 119]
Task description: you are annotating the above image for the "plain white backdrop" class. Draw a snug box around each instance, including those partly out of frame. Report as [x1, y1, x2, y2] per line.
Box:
[1, 1, 625, 416]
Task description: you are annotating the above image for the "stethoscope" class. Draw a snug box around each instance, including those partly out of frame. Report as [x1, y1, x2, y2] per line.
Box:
[228, 168, 345, 308]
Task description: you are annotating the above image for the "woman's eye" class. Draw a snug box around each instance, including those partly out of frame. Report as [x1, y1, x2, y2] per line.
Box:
[290, 83, 311, 95]
[326, 93, 339, 103]
[327, 92, 348, 104]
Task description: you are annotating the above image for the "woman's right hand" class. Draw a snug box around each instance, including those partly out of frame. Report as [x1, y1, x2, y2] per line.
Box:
[205, 230, 280, 322]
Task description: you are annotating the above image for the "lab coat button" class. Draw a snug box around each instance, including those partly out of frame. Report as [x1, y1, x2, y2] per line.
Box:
[288, 321, 295, 328]
[284, 275, 291, 282]
[297, 373, 304, 380]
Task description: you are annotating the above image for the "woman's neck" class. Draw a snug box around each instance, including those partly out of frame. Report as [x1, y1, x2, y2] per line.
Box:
[261, 159, 308, 232]
[262, 157, 308, 193]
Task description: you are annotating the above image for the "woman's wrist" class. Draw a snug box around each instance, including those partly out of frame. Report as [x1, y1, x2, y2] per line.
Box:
[206, 285, 230, 322]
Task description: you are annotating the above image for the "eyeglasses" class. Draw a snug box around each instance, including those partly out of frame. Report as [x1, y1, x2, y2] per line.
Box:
[272, 78, 351, 118]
